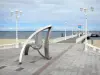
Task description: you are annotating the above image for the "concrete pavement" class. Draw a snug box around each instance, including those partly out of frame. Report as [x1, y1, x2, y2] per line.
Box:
[58, 36, 78, 43]
[0, 43, 73, 75]
[0, 40, 100, 75]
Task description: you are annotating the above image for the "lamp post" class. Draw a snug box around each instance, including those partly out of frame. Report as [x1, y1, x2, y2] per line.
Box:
[72, 27, 73, 35]
[80, 7, 94, 51]
[11, 10, 22, 48]
[78, 24, 81, 37]
[64, 22, 67, 40]
[71, 25, 74, 35]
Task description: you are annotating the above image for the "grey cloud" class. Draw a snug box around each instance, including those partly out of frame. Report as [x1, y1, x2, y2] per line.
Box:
[0, 0, 36, 5]
[43, 0, 66, 5]
[0, 0, 100, 26]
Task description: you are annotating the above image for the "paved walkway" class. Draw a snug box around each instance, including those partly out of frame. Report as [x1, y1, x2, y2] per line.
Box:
[40, 46, 100, 75]
[0, 43, 73, 75]
[0, 43, 100, 75]
[58, 36, 78, 43]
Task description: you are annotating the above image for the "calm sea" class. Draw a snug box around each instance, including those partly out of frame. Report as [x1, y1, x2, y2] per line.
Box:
[0, 31, 72, 39]
[0, 31, 100, 39]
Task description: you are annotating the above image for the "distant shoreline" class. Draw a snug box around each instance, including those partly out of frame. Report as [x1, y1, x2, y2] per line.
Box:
[0, 31, 72, 39]
[0, 30, 100, 32]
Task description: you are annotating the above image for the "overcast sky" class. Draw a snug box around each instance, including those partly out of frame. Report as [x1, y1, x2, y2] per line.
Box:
[0, 0, 100, 31]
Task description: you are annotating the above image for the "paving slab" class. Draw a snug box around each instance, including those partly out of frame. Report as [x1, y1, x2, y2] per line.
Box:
[58, 36, 78, 43]
[0, 43, 74, 75]
[0, 42, 100, 75]
[39, 44, 84, 75]
[39, 44, 100, 75]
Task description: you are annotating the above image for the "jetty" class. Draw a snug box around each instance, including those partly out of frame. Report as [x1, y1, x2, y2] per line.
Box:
[0, 34, 100, 75]
[58, 36, 78, 43]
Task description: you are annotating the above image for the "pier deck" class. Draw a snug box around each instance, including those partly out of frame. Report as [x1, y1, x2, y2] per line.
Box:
[58, 36, 78, 43]
[0, 42, 100, 75]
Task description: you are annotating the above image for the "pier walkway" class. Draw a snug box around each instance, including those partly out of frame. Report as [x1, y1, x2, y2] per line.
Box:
[0, 42, 100, 75]
[58, 36, 78, 43]
[40, 44, 100, 75]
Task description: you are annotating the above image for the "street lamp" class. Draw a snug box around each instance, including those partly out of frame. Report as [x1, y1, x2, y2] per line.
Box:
[80, 7, 94, 51]
[71, 25, 74, 35]
[64, 22, 67, 40]
[72, 27, 73, 35]
[11, 10, 22, 48]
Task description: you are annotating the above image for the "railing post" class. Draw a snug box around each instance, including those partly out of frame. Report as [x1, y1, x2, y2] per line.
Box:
[91, 40, 93, 44]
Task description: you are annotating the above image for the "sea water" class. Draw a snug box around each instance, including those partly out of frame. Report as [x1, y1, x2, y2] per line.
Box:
[0, 31, 72, 39]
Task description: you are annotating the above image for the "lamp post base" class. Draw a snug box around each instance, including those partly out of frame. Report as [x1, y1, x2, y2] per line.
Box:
[84, 44, 88, 52]
[65, 37, 66, 40]
[16, 44, 19, 48]
[84, 48, 88, 52]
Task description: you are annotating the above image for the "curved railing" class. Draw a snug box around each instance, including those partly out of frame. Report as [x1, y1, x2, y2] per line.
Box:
[19, 25, 52, 64]
[87, 43, 100, 51]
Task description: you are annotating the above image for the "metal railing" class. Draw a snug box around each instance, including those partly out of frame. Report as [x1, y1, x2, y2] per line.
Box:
[87, 43, 100, 51]
[76, 34, 91, 43]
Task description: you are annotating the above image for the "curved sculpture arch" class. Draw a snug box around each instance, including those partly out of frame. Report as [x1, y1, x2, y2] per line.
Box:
[19, 25, 52, 64]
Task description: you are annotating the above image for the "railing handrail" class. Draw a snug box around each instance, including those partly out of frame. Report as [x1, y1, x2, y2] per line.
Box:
[76, 34, 91, 43]
[87, 43, 100, 50]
